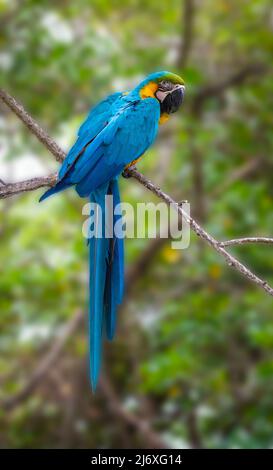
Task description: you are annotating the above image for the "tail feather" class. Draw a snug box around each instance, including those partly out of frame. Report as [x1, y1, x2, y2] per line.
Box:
[39, 180, 72, 202]
[104, 235, 124, 340]
[41, 174, 124, 391]
[89, 179, 124, 390]
[104, 179, 124, 340]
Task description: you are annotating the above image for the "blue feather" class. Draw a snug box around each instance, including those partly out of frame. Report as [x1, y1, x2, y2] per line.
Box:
[88, 179, 124, 389]
[59, 92, 123, 181]
[88, 183, 110, 390]
[103, 179, 124, 340]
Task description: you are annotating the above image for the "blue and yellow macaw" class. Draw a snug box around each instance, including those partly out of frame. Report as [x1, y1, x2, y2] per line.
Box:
[40, 71, 185, 390]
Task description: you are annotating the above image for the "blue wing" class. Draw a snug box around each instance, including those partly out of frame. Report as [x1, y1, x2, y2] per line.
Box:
[73, 97, 160, 197]
[59, 92, 123, 180]
[40, 95, 160, 201]
[74, 98, 160, 197]
[39, 92, 124, 201]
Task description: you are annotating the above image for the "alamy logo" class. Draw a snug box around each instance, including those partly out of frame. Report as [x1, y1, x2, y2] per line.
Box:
[82, 196, 190, 249]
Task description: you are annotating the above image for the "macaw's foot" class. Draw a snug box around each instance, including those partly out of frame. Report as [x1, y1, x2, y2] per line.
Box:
[122, 166, 136, 178]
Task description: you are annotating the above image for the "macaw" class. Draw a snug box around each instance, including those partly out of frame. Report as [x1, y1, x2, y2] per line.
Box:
[40, 71, 185, 390]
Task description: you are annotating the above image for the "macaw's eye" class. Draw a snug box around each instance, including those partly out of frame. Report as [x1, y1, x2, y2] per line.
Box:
[158, 80, 173, 91]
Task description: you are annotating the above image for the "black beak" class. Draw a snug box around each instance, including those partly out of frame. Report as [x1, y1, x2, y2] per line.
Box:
[160, 85, 185, 114]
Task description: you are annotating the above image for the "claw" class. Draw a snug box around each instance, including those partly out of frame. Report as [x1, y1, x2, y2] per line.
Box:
[122, 166, 136, 178]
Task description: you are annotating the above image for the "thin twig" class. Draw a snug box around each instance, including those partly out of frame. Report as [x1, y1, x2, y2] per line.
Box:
[220, 237, 273, 247]
[0, 173, 57, 199]
[0, 88, 65, 163]
[1, 88, 273, 297]
[128, 168, 273, 297]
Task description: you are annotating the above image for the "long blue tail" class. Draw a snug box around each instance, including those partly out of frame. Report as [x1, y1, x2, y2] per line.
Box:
[89, 179, 124, 390]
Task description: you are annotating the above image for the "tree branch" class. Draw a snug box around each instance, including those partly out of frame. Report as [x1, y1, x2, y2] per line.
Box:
[0, 173, 57, 199]
[220, 237, 273, 247]
[1, 88, 273, 297]
[128, 168, 273, 297]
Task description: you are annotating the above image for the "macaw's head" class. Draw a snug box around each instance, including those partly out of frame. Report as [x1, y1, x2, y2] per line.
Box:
[137, 71, 185, 115]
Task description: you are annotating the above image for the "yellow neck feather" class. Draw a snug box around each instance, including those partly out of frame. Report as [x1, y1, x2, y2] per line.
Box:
[140, 81, 158, 99]
[159, 113, 170, 125]
[139, 81, 170, 125]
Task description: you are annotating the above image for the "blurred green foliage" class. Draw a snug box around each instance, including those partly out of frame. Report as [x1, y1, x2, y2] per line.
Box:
[0, 0, 273, 449]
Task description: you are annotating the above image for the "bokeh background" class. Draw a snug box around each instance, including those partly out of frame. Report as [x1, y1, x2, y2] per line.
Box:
[0, 0, 273, 449]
